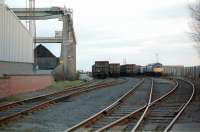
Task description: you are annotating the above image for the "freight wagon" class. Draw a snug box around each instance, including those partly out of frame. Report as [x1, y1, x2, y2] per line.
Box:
[92, 61, 109, 78]
[120, 64, 140, 76]
[109, 63, 120, 77]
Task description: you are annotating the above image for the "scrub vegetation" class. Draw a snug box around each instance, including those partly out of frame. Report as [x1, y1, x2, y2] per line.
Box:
[51, 80, 83, 90]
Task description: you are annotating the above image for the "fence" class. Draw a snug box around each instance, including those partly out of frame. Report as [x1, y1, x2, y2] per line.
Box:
[184, 66, 200, 81]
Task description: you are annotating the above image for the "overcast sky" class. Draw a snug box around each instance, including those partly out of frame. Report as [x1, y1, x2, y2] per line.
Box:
[6, 0, 200, 71]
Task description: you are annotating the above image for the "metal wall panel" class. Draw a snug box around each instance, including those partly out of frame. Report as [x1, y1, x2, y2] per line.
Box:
[163, 65, 184, 76]
[0, 4, 33, 63]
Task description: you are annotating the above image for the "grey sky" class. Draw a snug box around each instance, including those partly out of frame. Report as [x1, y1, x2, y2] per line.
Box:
[6, 0, 200, 71]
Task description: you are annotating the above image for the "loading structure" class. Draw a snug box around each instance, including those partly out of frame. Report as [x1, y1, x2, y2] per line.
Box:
[12, 7, 77, 80]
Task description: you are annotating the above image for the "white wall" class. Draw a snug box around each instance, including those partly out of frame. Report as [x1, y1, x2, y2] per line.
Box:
[0, 0, 4, 5]
[163, 65, 184, 76]
[0, 4, 34, 63]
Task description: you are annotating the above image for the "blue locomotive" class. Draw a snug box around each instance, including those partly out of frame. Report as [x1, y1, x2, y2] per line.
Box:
[141, 63, 163, 76]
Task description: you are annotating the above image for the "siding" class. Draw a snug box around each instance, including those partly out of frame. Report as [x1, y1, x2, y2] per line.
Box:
[0, 4, 33, 63]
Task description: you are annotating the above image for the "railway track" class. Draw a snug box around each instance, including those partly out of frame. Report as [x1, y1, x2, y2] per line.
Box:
[133, 79, 194, 132]
[67, 78, 154, 132]
[87, 78, 194, 132]
[0, 80, 98, 111]
[0, 78, 125, 125]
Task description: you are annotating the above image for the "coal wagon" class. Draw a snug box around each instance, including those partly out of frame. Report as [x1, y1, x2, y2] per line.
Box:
[92, 61, 109, 78]
[120, 64, 140, 76]
[109, 63, 120, 77]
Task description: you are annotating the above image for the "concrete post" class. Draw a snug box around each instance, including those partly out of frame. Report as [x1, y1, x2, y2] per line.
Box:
[60, 14, 76, 80]
[61, 15, 68, 80]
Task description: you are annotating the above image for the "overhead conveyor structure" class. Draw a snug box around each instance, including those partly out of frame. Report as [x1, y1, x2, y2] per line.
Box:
[34, 37, 62, 43]
[12, 7, 77, 80]
[12, 7, 65, 20]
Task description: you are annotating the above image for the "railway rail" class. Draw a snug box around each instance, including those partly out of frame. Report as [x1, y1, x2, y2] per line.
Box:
[133, 79, 194, 132]
[0, 80, 96, 111]
[88, 78, 194, 132]
[0, 79, 115, 111]
[0, 78, 125, 125]
[67, 78, 154, 132]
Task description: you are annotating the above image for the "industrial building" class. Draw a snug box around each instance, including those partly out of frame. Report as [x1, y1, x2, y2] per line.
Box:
[12, 6, 77, 80]
[163, 65, 184, 76]
[184, 66, 200, 79]
[0, 2, 34, 76]
[35, 44, 59, 70]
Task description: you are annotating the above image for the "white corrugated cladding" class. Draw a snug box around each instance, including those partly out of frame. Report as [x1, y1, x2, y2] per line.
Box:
[0, 4, 33, 63]
[0, 0, 4, 5]
[163, 65, 184, 76]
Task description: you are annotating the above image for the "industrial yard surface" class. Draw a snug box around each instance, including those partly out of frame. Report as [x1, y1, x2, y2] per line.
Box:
[0, 78, 139, 131]
[0, 78, 199, 132]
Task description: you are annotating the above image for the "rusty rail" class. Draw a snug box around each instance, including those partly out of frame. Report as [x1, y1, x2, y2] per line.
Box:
[67, 79, 144, 132]
[0, 79, 125, 124]
[163, 79, 195, 132]
[0, 80, 95, 111]
[131, 78, 154, 132]
[96, 79, 179, 132]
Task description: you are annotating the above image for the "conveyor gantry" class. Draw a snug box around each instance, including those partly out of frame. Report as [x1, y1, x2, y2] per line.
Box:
[11, 7, 71, 20]
[12, 7, 77, 80]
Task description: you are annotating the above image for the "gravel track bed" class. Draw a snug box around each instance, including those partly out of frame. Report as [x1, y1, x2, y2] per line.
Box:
[0, 79, 108, 106]
[0, 77, 140, 132]
[113, 78, 175, 131]
[152, 78, 175, 101]
[137, 79, 193, 131]
[172, 79, 199, 123]
[85, 78, 152, 131]
[171, 79, 200, 131]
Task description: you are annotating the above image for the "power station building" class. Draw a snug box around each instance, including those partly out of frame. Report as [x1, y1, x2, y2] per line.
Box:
[0, 2, 34, 76]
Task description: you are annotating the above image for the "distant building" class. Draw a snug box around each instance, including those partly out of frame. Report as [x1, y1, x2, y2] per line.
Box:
[0, 3, 34, 76]
[34, 44, 59, 70]
[163, 65, 184, 76]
